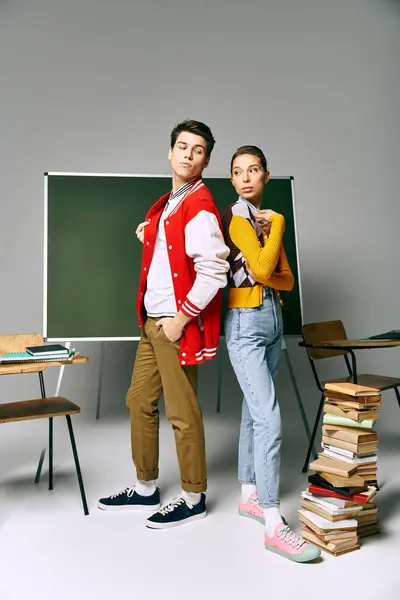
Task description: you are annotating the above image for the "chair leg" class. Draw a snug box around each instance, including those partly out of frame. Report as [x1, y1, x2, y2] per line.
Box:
[65, 415, 89, 515]
[35, 448, 46, 484]
[302, 392, 324, 473]
[49, 417, 54, 490]
[394, 387, 400, 409]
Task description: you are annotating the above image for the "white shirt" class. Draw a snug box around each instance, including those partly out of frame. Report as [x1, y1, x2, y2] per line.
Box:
[144, 186, 189, 317]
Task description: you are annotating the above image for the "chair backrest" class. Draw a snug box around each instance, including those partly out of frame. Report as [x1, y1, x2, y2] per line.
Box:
[302, 320, 349, 360]
[0, 333, 43, 355]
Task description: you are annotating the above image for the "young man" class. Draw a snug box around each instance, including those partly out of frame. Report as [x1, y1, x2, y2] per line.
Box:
[98, 120, 230, 529]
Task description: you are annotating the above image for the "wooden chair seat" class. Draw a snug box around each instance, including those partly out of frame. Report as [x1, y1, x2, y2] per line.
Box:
[322, 374, 400, 392]
[0, 397, 80, 424]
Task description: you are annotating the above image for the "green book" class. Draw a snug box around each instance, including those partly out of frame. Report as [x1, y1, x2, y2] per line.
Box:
[323, 413, 375, 430]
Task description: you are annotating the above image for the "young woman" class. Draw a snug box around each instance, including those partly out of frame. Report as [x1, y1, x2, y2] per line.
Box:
[222, 146, 320, 563]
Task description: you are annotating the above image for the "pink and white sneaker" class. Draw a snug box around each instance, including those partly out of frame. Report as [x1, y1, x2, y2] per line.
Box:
[238, 493, 264, 525]
[265, 522, 321, 563]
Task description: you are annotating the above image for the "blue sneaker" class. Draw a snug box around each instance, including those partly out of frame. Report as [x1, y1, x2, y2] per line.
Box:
[97, 487, 161, 511]
[146, 494, 206, 529]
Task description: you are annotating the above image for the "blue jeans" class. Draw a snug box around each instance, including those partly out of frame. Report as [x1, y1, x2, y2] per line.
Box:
[225, 288, 283, 507]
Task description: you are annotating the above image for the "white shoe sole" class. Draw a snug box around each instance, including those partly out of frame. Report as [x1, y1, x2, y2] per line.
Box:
[146, 511, 207, 529]
[97, 502, 161, 512]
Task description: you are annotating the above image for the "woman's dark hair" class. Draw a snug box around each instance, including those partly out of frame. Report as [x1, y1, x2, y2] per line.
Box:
[230, 145, 268, 173]
[170, 119, 215, 157]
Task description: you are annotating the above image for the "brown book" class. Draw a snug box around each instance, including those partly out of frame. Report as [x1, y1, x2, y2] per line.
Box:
[300, 499, 361, 522]
[357, 509, 378, 524]
[321, 544, 360, 556]
[356, 463, 377, 472]
[310, 456, 358, 478]
[360, 476, 378, 484]
[324, 382, 379, 397]
[322, 436, 377, 455]
[356, 469, 377, 478]
[302, 527, 359, 555]
[320, 471, 366, 488]
[358, 524, 380, 538]
[323, 403, 380, 421]
[325, 397, 382, 410]
[320, 529, 358, 541]
[324, 391, 381, 403]
[322, 425, 377, 444]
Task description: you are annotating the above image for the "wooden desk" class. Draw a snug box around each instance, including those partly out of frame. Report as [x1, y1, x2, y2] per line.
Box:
[0, 356, 88, 376]
[303, 339, 400, 350]
[299, 339, 400, 384]
[0, 334, 89, 503]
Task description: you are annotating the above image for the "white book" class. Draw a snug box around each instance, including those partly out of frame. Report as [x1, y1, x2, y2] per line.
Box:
[321, 448, 377, 465]
[298, 509, 358, 530]
[313, 496, 362, 511]
[322, 443, 378, 461]
[301, 492, 362, 514]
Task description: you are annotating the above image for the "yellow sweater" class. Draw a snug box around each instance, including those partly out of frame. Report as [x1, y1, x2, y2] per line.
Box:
[222, 200, 294, 308]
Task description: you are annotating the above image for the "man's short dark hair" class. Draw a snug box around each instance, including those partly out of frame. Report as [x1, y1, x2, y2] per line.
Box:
[170, 119, 216, 157]
[230, 145, 268, 173]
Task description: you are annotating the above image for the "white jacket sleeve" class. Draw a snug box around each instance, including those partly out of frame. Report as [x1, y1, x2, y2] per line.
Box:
[181, 210, 230, 317]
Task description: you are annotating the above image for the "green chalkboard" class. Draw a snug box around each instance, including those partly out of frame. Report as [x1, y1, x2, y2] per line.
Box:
[44, 174, 302, 340]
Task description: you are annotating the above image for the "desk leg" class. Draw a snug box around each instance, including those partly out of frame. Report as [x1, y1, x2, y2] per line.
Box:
[282, 346, 317, 460]
[35, 371, 47, 484]
[35, 342, 71, 485]
[49, 417, 54, 490]
[96, 342, 106, 420]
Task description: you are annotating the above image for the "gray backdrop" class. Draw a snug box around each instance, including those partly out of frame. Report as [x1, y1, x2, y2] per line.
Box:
[0, 0, 399, 437]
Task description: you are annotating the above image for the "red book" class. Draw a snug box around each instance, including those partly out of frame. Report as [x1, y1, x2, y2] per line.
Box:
[308, 484, 371, 504]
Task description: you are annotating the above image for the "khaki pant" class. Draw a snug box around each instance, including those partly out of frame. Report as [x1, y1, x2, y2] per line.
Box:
[126, 317, 207, 493]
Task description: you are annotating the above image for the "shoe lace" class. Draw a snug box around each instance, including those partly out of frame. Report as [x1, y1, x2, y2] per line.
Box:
[110, 487, 134, 499]
[159, 496, 193, 515]
[249, 495, 261, 509]
[277, 525, 305, 549]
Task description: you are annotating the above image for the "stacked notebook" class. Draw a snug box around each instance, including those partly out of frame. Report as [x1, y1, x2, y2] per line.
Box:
[0, 344, 75, 364]
[298, 382, 380, 555]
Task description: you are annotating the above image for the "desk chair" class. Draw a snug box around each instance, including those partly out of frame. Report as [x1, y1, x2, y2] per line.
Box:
[300, 320, 400, 473]
[0, 334, 89, 515]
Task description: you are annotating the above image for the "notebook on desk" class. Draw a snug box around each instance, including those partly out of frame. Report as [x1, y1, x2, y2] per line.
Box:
[0, 351, 76, 364]
[26, 344, 70, 357]
[367, 330, 400, 340]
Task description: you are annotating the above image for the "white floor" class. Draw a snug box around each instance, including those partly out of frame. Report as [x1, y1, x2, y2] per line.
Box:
[0, 408, 399, 600]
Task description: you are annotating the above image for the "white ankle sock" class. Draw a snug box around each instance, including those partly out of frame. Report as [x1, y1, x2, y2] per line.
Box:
[264, 506, 283, 537]
[241, 484, 257, 503]
[182, 490, 201, 505]
[135, 480, 156, 497]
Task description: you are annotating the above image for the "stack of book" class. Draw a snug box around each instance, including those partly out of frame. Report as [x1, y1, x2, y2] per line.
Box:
[0, 344, 76, 364]
[298, 382, 381, 555]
